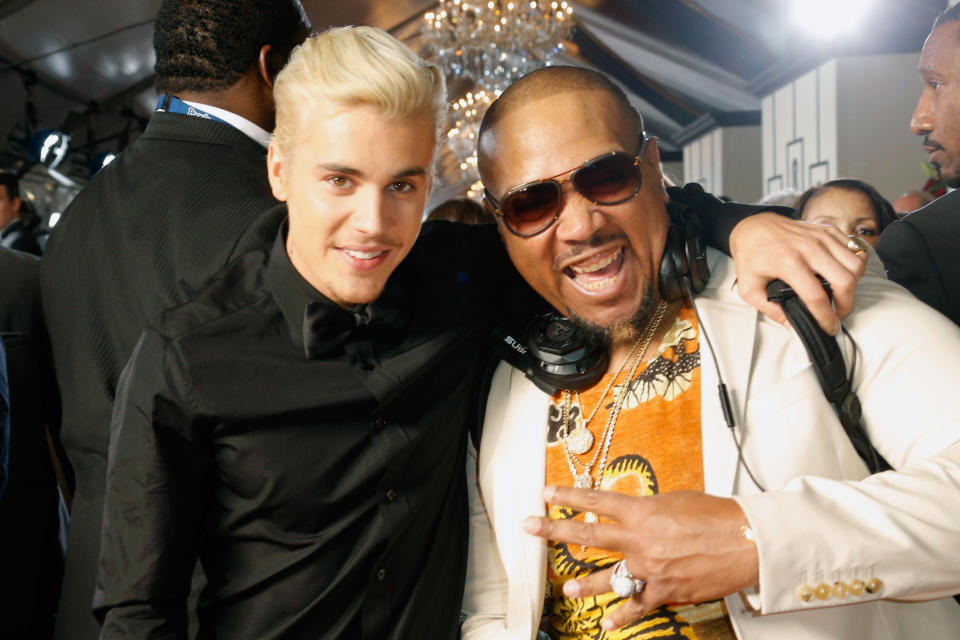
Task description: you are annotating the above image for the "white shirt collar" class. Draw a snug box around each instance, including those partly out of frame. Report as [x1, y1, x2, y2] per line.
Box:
[183, 100, 272, 149]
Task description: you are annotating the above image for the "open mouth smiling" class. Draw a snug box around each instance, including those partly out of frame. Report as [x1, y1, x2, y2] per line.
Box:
[563, 246, 625, 291]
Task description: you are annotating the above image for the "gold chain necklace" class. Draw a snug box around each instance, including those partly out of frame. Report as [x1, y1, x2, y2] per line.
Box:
[559, 337, 637, 456]
[558, 300, 668, 524]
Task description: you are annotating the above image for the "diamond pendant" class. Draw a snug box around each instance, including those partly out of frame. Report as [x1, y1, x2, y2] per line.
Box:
[574, 472, 593, 489]
[564, 427, 594, 455]
[584, 511, 599, 524]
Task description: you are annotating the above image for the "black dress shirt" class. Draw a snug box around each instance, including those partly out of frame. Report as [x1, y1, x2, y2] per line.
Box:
[95, 221, 524, 639]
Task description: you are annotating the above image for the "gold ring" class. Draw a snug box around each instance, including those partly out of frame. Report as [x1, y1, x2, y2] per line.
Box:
[846, 236, 868, 256]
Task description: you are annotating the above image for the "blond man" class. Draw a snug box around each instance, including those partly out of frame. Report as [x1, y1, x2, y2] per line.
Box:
[92, 26, 515, 639]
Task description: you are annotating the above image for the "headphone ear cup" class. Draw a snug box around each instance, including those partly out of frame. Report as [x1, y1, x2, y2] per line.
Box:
[658, 224, 687, 302]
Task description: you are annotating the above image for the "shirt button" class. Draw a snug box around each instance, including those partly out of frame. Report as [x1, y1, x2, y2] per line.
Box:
[865, 577, 883, 594]
[796, 584, 815, 602]
[360, 360, 375, 372]
[377, 568, 387, 581]
[385, 488, 399, 501]
[849, 579, 866, 596]
[814, 582, 831, 600]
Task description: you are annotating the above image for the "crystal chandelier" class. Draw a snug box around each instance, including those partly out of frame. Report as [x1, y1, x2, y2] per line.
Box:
[423, 0, 574, 95]
[421, 0, 574, 193]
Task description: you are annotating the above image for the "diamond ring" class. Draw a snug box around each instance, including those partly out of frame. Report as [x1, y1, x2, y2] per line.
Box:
[609, 559, 646, 598]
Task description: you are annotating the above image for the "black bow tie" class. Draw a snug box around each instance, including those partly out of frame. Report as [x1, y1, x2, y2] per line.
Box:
[302, 299, 406, 359]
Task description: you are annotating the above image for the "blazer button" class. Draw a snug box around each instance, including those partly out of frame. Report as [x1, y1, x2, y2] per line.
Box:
[849, 579, 866, 596]
[832, 581, 848, 598]
[814, 583, 831, 600]
[385, 488, 399, 501]
[796, 584, 815, 602]
[377, 568, 387, 581]
[360, 360, 375, 372]
[865, 577, 883, 594]
[374, 417, 388, 430]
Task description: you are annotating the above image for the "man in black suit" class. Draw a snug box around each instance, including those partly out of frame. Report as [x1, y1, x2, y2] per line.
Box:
[40, 2, 309, 637]
[876, 4, 960, 327]
[0, 247, 64, 639]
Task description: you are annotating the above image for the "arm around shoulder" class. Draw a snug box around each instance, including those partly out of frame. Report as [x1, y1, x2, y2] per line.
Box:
[876, 218, 952, 324]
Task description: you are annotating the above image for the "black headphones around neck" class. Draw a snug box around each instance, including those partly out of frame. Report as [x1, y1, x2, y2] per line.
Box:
[497, 215, 711, 394]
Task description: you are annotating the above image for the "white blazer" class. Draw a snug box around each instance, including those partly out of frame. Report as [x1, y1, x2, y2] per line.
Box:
[462, 248, 960, 640]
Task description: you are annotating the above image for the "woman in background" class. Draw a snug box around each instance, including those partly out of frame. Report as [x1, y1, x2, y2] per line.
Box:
[795, 178, 897, 249]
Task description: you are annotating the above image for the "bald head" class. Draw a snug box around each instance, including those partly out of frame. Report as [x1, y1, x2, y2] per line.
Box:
[477, 66, 644, 183]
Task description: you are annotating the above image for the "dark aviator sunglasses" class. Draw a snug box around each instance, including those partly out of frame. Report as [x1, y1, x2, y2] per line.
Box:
[482, 148, 644, 238]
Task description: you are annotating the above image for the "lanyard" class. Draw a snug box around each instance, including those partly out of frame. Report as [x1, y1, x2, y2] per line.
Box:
[155, 94, 230, 127]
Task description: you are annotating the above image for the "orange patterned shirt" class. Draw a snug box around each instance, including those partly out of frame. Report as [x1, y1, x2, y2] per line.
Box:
[543, 303, 735, 640]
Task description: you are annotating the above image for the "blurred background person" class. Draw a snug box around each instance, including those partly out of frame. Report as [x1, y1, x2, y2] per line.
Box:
[426, 196, 495, 224]
[795, 178, 897, 249]
[0, 171, 46, 256]
[0, 246, 65, 640]
[892, 189, 935, 215]
[757, 189, 802, 208]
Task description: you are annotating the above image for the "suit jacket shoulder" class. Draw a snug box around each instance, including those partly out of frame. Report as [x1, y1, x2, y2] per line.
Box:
[877, 191, 960, 325]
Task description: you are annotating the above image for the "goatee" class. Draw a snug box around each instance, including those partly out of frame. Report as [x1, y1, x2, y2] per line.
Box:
[567, 283, 658, 347]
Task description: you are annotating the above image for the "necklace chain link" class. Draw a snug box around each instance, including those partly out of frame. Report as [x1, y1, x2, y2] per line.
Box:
[558, 300, 669, 493]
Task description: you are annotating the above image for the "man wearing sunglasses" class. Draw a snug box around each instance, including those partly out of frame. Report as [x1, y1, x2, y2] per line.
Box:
[462, 66, 960, 639]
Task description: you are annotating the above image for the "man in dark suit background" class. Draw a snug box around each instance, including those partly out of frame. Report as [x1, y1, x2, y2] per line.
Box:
[0, 246, 64, 639]
[40, 2, 309, 637]
[877, 4, 960, 327]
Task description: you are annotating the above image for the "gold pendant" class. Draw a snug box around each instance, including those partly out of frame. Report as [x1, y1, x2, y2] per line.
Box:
[564, 427, 594, 455]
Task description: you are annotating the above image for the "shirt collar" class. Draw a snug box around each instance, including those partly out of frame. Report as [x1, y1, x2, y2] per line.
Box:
[183, 100, 272, 149]
[265, 222, 412, 359]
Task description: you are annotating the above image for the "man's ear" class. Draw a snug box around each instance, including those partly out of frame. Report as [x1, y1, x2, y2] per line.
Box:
[266, 141, 288, 201]
[258, 44, 286, 88]
[642, 137, 669, 204]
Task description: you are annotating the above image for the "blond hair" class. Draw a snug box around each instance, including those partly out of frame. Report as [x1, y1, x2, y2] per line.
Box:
[272, 26, 447, 160]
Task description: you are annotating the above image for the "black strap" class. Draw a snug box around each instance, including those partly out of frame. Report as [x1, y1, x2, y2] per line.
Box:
[767, 280, 891, 474]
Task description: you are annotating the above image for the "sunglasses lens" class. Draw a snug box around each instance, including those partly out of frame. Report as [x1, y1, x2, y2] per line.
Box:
[574, 154, 640, 204]
[502, 181, 562, 235]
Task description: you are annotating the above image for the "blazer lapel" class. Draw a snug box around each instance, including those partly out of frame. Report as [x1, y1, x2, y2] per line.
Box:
[697, 250, 759, 496]
[481, 364, 550, 636]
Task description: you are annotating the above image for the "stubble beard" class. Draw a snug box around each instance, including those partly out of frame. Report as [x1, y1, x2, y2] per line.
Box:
[942, 167, 960, 189]
[567, 282, 658, 348]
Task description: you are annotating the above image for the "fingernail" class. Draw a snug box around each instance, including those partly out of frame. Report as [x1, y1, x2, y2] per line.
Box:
[543, 485, 557, 501]
[601, 618, 616, 631]
[522, 517, 540, 534]
[563, 580, 581, 597]
[831, 320, 840, 336]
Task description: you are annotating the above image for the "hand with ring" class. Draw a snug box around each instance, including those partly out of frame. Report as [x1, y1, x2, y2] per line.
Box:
[523, 486, 759, 631]
[609, 559, 646, 599]
[846, 235, 869, 257]
[729, 213, 868, 335]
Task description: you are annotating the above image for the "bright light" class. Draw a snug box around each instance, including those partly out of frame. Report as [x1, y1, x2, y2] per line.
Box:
[48, 212, 62, 228]
[102, 153, 116, 167]
[791, 0, 869, 39]
[39, 131, 70, 170]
